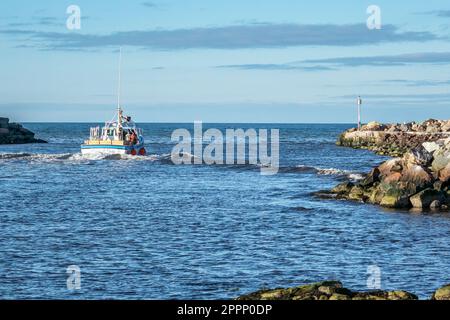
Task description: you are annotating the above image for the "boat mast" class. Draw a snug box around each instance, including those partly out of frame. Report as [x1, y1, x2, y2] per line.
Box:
[117, 47, 123, 130]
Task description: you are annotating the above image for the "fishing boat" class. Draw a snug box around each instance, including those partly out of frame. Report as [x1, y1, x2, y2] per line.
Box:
[81, 49, 146, 156]
[81, 107, 146, 156]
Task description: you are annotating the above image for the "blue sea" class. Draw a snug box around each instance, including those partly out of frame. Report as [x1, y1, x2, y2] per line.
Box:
[1, 123, 449, 299]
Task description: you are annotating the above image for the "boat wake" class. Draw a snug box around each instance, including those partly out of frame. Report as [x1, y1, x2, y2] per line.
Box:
[278, 164, 364, 181]
[0, 152, 364, 181]
[0, 151, 196, 164]
[0, 152, 77, 162]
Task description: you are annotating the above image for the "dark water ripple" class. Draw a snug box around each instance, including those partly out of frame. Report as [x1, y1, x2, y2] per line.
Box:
[0, 123, 449, 299]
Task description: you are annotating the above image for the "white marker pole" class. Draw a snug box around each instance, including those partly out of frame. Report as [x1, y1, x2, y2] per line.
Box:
[357, 96, 362, 130]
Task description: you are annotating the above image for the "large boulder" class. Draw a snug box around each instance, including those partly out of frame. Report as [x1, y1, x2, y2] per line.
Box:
[409, 188, 446, 209]
[237, 281, 418, 300]
[431, 284, 450, 300]
[442, 121, 450, 132]
[432, 148, 450, 173]
[378, 158, 403, 177]
[331, 182, 354, 195]
[438, 163, 450, 182]
[0, 117, 9, 128]
[377, 182, 411, 208]
[0, 117, 46, 144]
[362, 121, 385, 131]
[399, 123, 411, 132]
[426, 126, 440, 133]
[400, 164, 432, 187]
[360, 168, 380, 187]
[404, 146, 433, 167]
[8, 122, 22, 130]
[423, 141, 442, 154]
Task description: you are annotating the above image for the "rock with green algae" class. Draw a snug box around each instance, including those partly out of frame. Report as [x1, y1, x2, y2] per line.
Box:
[331, 182, 354, 195]
[431, 284, 450, 300]
[409, 188, 446, 209]
[236, 281, 418, 301]
[348, 185, 365, 201]
[322, 140, 450, 211]
[329, 293, 351, 300]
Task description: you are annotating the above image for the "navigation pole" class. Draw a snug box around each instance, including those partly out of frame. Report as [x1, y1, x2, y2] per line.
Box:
[357, 96, 362, 130]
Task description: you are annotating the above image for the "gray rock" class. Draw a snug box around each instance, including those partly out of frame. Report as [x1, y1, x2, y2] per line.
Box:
[406, 146, 433, 166]
[8, 122, 22, 130]
[410, 188, 445, 209]
[431, 284, 450, 300]
[431, 149, 450, 172]
[331, 182, 354, 194]
[0, 117, 46, 144]
[360, 168, 380, 187]
[430, 200, 441, 209]
[0, 117, 9, 128]
[423, 141, 442, 154]
[237, 281, 418, 300]
[433, 180, 445, 191]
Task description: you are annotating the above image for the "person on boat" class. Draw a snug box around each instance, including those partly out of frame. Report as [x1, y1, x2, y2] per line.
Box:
[130, 130, 137, 145]
[121, 115, 132, 123]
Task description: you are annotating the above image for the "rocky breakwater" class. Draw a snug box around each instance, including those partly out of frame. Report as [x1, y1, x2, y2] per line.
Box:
[321, 138, 450, 210]
[338, 119, 450, 157]
[237, 281, 450, 300]
[0, 117, 46, 144]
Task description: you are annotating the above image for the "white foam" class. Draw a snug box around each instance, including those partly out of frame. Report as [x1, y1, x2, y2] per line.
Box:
[0, 152, 166, 164]
[295, 164, 364, 181]
[348, 173, 365, 181]
[317, 168, 350, 176]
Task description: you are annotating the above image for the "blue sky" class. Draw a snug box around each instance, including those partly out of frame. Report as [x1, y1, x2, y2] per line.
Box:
[1, 0, 450, 122]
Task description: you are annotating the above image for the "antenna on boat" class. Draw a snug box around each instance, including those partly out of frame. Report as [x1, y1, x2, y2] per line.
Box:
[117, 47, 123, 128]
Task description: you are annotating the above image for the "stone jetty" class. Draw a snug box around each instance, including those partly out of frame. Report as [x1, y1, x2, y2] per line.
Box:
[321, 137, 450, 209]
[237, 281, 450, 300]
[0, 117, 46, 144]
[337, 119, 450, 157]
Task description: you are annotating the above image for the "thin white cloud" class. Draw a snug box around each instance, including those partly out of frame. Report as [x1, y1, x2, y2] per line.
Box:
[299, 52, 450, 67]
[0, 23, 438, 51]
[216, 64, 335, 72]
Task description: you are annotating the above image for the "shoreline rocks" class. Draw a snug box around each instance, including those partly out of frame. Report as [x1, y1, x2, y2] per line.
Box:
[338, 119, 450, 157]
[0, 117, 46, 144]
[431, 284, 450, 300]
[237, 281, 450, 300]
[320, 138, 450, 210]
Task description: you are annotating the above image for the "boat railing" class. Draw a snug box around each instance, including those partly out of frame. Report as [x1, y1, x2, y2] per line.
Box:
[89, 126, 101, 139]
[84, 139, 130, 146]
[86, 124, 142, 144]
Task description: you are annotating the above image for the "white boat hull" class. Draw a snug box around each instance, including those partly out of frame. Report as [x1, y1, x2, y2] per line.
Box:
[81, 147, 128, 156]
[81, 143, 145, 156]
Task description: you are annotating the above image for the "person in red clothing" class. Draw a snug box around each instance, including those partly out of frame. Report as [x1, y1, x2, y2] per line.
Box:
[129, 130, 137, 145]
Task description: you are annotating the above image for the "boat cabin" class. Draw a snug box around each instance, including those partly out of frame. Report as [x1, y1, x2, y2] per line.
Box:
[84, 108, 143, 146]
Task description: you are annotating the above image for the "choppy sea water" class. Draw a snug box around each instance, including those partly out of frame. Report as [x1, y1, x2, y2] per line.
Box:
[0, 123, 449, 299]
